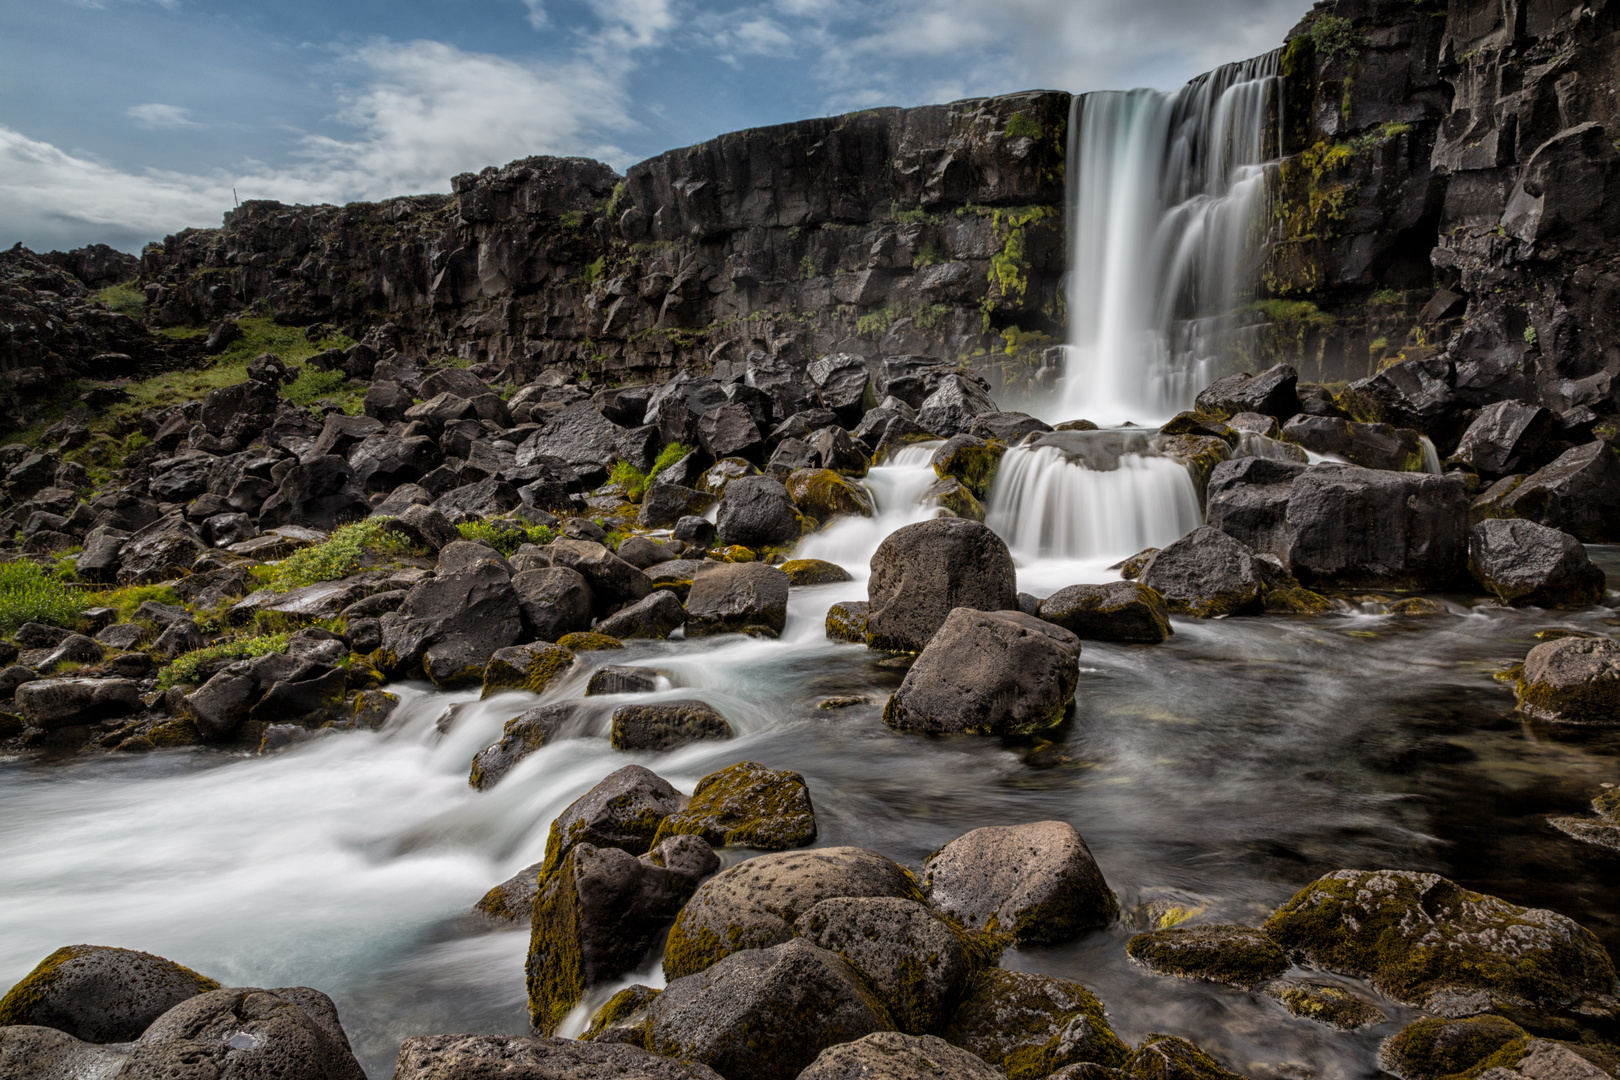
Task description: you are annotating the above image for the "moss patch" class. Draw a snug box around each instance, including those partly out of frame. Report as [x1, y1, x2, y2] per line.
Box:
[1126, 925, 1288, 989]
[652, 761, 817, 850]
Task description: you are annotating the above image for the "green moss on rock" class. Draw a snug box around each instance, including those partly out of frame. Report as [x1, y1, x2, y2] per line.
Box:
[942, 968, 1129, 1080]
[1377, 1016, 1530, 1080]
[1125, 925, 1288, 989]
[826, 601, 868, 643]
[785, 470, 876, 523]
[557, 632, 624, 652]
[527, 848, 587, 1035]
[480, 642, 576, 698]
[0, 944, 221, 1043]
[1263, 979, 1386, 1029]
[931, 436, 1006, 500]
[652, 761, 817, 850]
[581, 984, 660, 1048]
[1126, 1034, 1246, 1080]
[780, 559, 854, 586]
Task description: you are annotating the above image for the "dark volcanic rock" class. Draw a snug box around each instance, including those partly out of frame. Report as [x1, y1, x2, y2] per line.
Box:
[1514, 637, 1620, 726]
[1499, 442, 1620, 543]
[1039, 582, 1172, 643]
[1451, 401, 1557, 477]
[1195, 364, 1300, 420]
[924, 820, 1115, 944]
[594, 590, 687, 640]
[866, 518, 1017, 652]
[715, 475, 802, 548]
[1468, 519, 1605, 607]
[1140, 526, 1265, 618]
[469, 703, 580, 790]
[684, 562, 790, 637]
[610, 700, 733, 751]
[0, 944, 220, 1043]
[257, 455, 370, 533]
[885, 608, 1080, 735]
[942, 968, 1129, 1080]
[114, 985, 364, 1080]
[1279, 415, 1426, 472]
[653, 760, 818, 851]
[377, 562, 523, 685]
[1126, 925, 1289, 989]
[540, 764, 683, 877]
[511, 566, 595, 641]
[392, 1033, 722, 1080]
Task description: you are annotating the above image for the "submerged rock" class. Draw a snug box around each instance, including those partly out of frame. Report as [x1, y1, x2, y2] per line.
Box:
[1125, 925, 1288, 989]
[1262, 979, 1386, 1029]
[610, 700, 734, 751]
[1515, 637, 1620, 725]
[924, 820, 1115, 944]
[1039, 582, 1172, 643]
[653, 760, 817, 851]
[664, 847, 923, 979]
[884, 608, 1080, 735]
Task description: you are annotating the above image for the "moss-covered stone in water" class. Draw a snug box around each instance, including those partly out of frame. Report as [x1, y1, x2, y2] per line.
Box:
[1151, 435, 1233, 501]
[826, 601, 868, 643]
[556, 632, 624, 652]
[779, 559, 854, 586]
[1126, 1034, 1246, 1080]
[0, 944, 222, 1043]
[652, 761, 817, 850]
[581, 984, 660, 1048]
[1514, 637, 1620, 726]
[931, 436, 1006, 500]
[1263, 586, 1335, 614]
[1594, 789, 1620, 822]
[719, 545, 757, 563]
[941, 968, 1129, 1080]
[1125, 925, 1288, 989]
[527, 847, 587, 1035]
[1262, 870, 1620, 1017]
[475, 862, 542, 923]
[1389, 597, 1447, 616]
[1159, 412, 1239, 445]
[350, 689, 398, 730]
[1263, 979, 1385, 1029]
[785, 470, 876, 523]
[1377, 1016, 1529, 1080]
[923, 477, 986, 521]
[480, 642, 576, 699]
[1113, 549, 1159, 580]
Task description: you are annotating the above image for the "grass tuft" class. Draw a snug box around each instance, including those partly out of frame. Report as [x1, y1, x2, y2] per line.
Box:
[265, 519, 422, 591]
[158, 632, 291, 690]
[455, 519, 554, 556]
[0, 561, 88, 634]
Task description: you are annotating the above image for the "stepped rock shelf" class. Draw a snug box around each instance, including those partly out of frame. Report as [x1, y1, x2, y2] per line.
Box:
[2, 0, 1620, 1078]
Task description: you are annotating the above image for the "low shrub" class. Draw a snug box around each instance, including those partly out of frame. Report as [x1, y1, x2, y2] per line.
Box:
[0, 560, 87, 633]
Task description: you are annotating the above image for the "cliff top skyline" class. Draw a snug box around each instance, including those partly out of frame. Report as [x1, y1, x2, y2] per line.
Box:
[3, 0, 1311, 255]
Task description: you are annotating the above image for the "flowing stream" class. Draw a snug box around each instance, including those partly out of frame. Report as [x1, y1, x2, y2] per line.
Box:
[3, 52, 1620, 1080]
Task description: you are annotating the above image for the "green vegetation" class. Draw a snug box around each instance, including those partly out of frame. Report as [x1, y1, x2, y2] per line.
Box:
[912, 241, 944, 269]
[890, 202, 938, 226]
[1251, 298, 1339, 332]
[1310, 14, 1364, 57]
[798, 255, 818, 280]
[983, 206, 1058, 330]
[0, 561, 87, 633]
[94, 281, 146, 318]
[1524, 325, 1538, 346]
[582, 256, 606, 287]
[282, 368, 353, 410]
[559, 210, 587, 231]
[1003, 112, 1043, 140]
[264, 519, 422, 592]
[914, 303, 952, 331]
[455, 518, 556, 556]
[857, 302, 901, 338]
[1369, 288, 1402, 305]
[97, 583, 183, 623]
[648, 442, 693, 482]
[609, 460, 650, 500]
[158, 632, 291, 690]
[604, 181, 628, 219]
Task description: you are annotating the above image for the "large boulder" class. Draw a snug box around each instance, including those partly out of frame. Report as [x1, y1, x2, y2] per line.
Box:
[0, 944, 220, 1042]
[528, 838, 717, 1034]
[866, 518, 1017, 652]
[646, 939, 893, 1080]
[115, 513, 208, 585]
[1140, 525, 1265, 617]
[697, 403, 765, 462]
[376, 562, 523, 685]
[915, 373, 997, 436]
[539, 764, 683, 878]
[1262, 870, 1618, 1017]
[1514, 637, 1620, 725]
[1377, 1015, 1533, 1080]
[884, 609, 1080, 735]
[1468, 519, 1605, 607]
[0, 1025, 130, 1078]
[785, 469, 875, 522]
[664, 847, 924, 979]
[685, 562, 790, 637]
[113, 985, 364, 1080]
[1039, 582, 1172, 643]
[13, 678, 141, 729]
[941, 968, 1130, 1080]
[546, 538, 654, 611]
[511, 566, 595, 641]
[392, 1034, 722, 1080]
[931, 435, 1005, 499]
[1195, 364, 1300, 420]
[1279, 416, 1427, 472]
[924, 821, 1115, 944]
[796, 1032, 1005, 1080]
[594, 590, 687, 640]
[793, 896, 985, 1035]
[715, 475, 803, 548]
[257, 455, 370, 533]
[481, 642, 576, 697]
[1123, 1035, 1247, 1080]
[653, 761, 818, 850]
[1498, 442, 1620, 543]
[1451, 401, 1557, 477]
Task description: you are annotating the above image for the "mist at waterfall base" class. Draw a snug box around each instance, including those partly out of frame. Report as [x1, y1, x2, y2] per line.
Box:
[4, 59, 1620, 1080]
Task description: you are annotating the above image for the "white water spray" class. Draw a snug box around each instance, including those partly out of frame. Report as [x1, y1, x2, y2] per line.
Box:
[1057, 54, 1283, 425]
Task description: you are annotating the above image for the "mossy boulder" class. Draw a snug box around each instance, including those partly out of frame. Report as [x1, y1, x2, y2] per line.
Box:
[647, 939, 893, 1080]
[793, 896, 989, 1036]
[469, 703, 579, 790]
[1261, 979, 1385, 1029]
[785, 469, 876, 523]
[1140, 526, 1265, 618]
[798, 1032, 1004, 1080]
[556, 631, 624, 652]
[393, 1032, 721, 1080]
[1125, 1034, 1246, 1080]
[0, 944, 221, 1043]
[652, 761, 817, 850]
[581, 985, 660, 1047]
[866, 518, 1017, 653]
[1262, 870, 1619, 1018]
[1039, 582, 1172, 644]
[474, 862, 543, 923]
[924, 820, 1115, 944]
[1515, 637, 1620, 725]
[826, 600, 868, 643]
[116, 985, 365, 1079]
[931, 435, 1006, 499]
[1159, 412, 1238, 445]
[1377, 1016, 1531, 1080]
[1125, 925, 1288, 989]
[780, 558, 853, 586]
[663, 846, 923, 979]
[923, 476, 986, 520]
[941, 969, 1129, 1080]
[1263, 586, 1335, 614]
[0, 1025, 130, 1077]
[610, 700, 734, 751]
[480, 642, 575, 698]
[350, 688, 398, 730]
[1151, 435, 1233, 501]
[1550, 789, 1620, 853]
[538, 764, 683, 880]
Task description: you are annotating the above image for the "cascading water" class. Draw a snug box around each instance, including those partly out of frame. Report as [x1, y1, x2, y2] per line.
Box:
[1056, 53, 1283, 425]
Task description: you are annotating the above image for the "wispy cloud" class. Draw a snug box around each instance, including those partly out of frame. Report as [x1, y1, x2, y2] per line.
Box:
[126, 103, 198, 129]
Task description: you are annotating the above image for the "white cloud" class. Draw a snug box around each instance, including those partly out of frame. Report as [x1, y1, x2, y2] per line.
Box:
[126, 103, 198, 129]
[522, 0, 548, 28]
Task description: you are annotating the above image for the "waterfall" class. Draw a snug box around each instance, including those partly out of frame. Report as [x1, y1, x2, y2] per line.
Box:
[985, 431, 1202, 579]
[1056, 53, 1283, 426]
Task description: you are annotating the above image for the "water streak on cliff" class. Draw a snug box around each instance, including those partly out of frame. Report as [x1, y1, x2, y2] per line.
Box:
[1058, 53, 1283, 424]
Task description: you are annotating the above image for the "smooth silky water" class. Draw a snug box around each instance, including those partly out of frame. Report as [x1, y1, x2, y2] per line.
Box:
[5, 55, 1620, 1080]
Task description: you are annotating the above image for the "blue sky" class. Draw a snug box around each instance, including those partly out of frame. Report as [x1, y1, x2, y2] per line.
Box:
[1, 0, 1314, 253]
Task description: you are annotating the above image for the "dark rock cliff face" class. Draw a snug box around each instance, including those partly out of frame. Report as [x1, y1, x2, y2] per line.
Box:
[1262, 0, 1620, 431]
[134, 92, 1070, 397]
